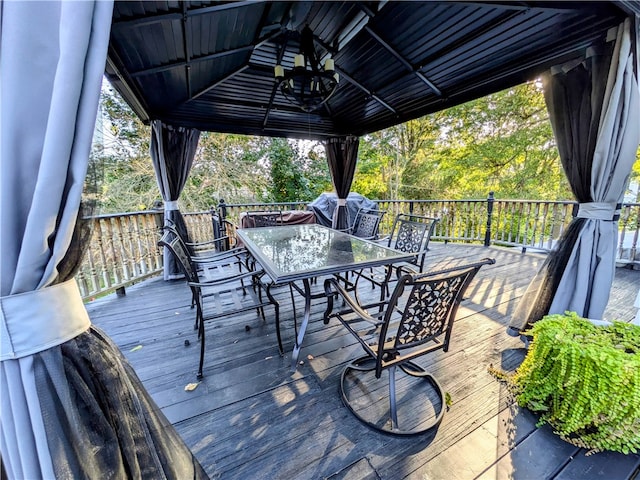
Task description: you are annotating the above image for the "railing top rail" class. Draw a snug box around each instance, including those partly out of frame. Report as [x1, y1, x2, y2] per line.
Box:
[184, 210, 215, 215]
[84, 210, 163, 221]
[87, 199, 640, 221]
[375, 199, 578, 206]
[490, 199, 576, 205]
[220, 201, 307, 208]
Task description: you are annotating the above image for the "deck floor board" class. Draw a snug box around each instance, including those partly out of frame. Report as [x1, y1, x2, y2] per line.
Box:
[86, 243, 640, 479]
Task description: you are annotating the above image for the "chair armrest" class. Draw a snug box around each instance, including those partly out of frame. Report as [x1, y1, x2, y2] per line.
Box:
[191, 247, 246, 263]
[186, 236, 229, 248]
[372, 235, 390, 245]
[395, 264, 418, 279]
[188, 268, 264, 288]
[323, 278, 379, 325]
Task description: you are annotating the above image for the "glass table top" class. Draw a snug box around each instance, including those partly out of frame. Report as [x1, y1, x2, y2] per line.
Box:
[236, 224, 414, 284]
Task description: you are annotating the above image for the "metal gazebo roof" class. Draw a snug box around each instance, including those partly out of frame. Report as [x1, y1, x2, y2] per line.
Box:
[106, 1, 639, 140]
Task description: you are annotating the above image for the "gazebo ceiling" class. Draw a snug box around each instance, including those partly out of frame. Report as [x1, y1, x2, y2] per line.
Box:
[106, 1, 638, 140]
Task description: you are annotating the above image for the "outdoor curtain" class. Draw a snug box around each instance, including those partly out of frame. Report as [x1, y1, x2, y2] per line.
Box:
[509, 19, 640, 334]
[150, 120, 201, 280]
[324, 135, 360, 230]
[0, 2, 208, 478]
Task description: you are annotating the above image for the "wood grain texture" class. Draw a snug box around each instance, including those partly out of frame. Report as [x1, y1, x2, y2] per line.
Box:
[87, 243, 640, 480]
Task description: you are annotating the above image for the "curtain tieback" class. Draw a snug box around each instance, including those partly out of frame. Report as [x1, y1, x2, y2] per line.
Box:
[0, 279, 90, 360]
[164, 200, 179, 211]
[336, 198, 347, 207]
[575, 202, 621, 221]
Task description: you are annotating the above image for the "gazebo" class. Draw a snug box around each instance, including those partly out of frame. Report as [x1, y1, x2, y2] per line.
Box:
[1, 1, 639, 478]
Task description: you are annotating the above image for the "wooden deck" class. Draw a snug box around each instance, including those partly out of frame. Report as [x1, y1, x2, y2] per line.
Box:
[86, 243, 640, 480]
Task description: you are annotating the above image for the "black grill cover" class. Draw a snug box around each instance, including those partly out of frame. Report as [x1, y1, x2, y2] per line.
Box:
[307, 192, 378, 228]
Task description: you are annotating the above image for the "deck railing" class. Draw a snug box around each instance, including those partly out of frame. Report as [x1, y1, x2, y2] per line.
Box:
[76, 211, 164, 300]
[77, 196, 640, 300]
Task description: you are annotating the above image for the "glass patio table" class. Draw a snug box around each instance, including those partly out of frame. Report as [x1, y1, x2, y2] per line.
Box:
[236, 223, 415, 370]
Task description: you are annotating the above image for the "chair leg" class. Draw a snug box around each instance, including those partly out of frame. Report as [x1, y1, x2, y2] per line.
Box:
[340, 357, 446, 436]
[289, 282, 297, 327]
[237, 258, 248, 295]
[265, 284, 283, 355]
[195, 298, 203, 336]
[256, 284, 266, 321]
[388, 365, 399, 430]
[378, 266, 393, 306]
[197, 308, 205, 380]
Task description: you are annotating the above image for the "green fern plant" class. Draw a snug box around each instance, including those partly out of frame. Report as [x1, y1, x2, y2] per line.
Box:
[501, 312, 640, 454]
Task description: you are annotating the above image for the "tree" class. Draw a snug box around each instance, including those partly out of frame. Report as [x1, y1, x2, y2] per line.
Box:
[357, 81, 572, 201]
[428, 81, 570, 200]
[92, 81, 154, 212]
[93, 81, 333, 211]
[181, 133, 271, 209]
[266, 138, 331, 202]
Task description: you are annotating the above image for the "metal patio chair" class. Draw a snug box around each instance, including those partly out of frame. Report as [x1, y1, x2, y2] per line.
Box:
[164, 222, 251, 305]
[323, 258, 495, 435]
[159, 228, 282, 379]
[353, 213, 439, 302]
[245, 210, 284, 228]
[334, 207, 387, 291]
[344, 207, 386, 241]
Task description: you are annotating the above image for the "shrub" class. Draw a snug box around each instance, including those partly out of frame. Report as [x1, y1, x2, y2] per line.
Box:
[497, 312, 640, 454]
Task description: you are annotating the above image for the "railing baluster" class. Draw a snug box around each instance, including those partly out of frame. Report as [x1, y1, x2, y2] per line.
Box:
[133, 215, 146, 275]
[539, 203, 549, 249]
[630, 207, 639, 264]
[96, 219, 112, 290]
[146, 213, 163, 270]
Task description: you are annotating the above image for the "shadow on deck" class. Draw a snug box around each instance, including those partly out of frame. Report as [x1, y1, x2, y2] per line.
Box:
[86, 243, 640, 480]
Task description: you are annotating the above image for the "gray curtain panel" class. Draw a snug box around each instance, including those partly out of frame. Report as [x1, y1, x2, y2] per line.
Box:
[0, 3, 208, 478]
[324, 136, 360, 230]
[509, 19, 640, 334]
[150, 120, 201, 280]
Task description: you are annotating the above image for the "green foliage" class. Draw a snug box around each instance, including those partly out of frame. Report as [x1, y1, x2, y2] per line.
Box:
[507, 312, 640, 454]
[183, 132, 271, 209]
[266, 138, 331, 202]
[92, 82, 154, 212]
[357, 81, 573, 201]
[628, 148, 640, 201]
[352, 130, 394, 199]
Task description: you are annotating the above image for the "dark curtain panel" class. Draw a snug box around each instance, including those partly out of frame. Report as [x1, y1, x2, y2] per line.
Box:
[510, 21, 640, 334]
[323, 136, 359, 230]
[150, 120, 201, 280]
[0, 2, 209, 478]
[508, 49, 611, 335]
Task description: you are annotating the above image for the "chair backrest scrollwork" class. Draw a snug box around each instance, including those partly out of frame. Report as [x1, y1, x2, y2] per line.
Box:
[352, 209, 385, 240]
[246, 210, 284, 228]
[386, 214, 439, 271]
[394, 269, 474, 348]
[375, 259, 495, 375]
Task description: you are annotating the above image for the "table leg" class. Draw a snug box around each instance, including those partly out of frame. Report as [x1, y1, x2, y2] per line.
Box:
[291, 278, 312, 371]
